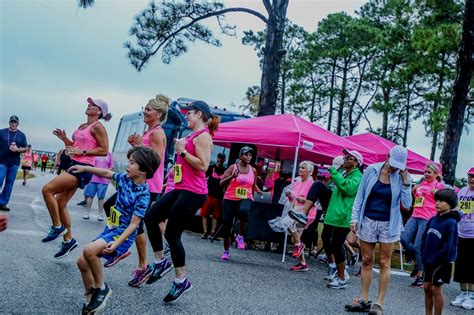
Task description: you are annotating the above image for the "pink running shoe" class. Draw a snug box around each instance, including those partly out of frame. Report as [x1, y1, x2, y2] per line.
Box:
[235, 234, 246, 250]
[221, 251, 230, 260]
[292, 243, 305, 258]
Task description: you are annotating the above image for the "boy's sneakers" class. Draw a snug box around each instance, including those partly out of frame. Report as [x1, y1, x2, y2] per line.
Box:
[462, 292, 474, 310]
[54, 238, 78, 259]
[451, 291, 469, 307]
[41, 225, 67, 243]
[327, 277, 348, 289]
[104, 250, 131, 268]
[324, 266, 337, 281]
[290, 263, 309, 272]
[288, 209, 308, 225]
[236, 234, 246, 250]
[86, 283, 112, 313]
[146, 259, 173, 285]
[201, 232, 209, 239]
[410, 276, 424, 288]
[163, 278, 192, 303]
[221, 251, 230, 260]
[292, 243, 305, 258]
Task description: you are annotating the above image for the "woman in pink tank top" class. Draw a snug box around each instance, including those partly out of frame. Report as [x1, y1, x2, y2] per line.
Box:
[41, 97, 111, 259]
[124, 94, 168, 285]
[219, 146, 261, 260]
[21, 145, 33, 186]
[144, 100, 219, 303]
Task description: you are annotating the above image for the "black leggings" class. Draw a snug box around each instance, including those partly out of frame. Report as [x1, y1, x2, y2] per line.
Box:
[301, 210, 324, 247]
[145, 189, 207, 268]
[221, 199, 253, 239]
[103, 192, 158, 235]
[321, 224, 350, 264]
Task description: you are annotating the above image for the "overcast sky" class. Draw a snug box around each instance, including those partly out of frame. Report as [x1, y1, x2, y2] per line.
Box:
[1, 0, 472, 176]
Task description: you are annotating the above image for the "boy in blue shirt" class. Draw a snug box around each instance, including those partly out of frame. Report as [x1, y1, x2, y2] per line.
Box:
[71, 147, 160, 314]
[421, 188, 461, 315]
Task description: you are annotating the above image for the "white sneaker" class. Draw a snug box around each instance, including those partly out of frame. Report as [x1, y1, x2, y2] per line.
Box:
[327, 277, 348, 289]
[97, 214, 104, 221]
[82, 214, 90, 220]
[451, 291, 468, 307]
[462, 293, 474, 310]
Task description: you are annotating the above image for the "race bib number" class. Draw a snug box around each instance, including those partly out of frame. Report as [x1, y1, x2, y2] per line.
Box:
[173, 164, 183, 183]
[459, 200, 473, 214]
[414, 197, 424, 207]
[235, 187, 248, 199]
[107, 206, 121, 229]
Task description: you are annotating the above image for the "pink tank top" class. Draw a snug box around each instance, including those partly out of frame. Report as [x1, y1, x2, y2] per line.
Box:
[22, 152, 33, 166]
[174, 129, 208, 195]
[224, 164, 255, 201]
[72, 122, 99, 165]
[142, 125, 165, 193]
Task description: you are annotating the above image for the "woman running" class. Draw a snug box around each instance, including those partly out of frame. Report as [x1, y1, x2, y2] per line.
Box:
[144, 100, 219, 303]
[21, 145, 33, 185]
[41, 97, 111, 259]
[400, 162, 444, 287]
[124, 94, 168, 287]
[220, 146, 260, 260]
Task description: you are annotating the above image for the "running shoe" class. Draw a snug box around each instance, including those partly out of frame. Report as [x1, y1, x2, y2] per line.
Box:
[97, 214, 104, 221]
[345, 298, 371, 312]
[0, 205, 10, 211]
[163, 278, 192, 303]
[77, 200, 87, 206]
[409, 265, 418, 278]
[317, 254, 328, 265]
[201, 232, 209, 239]
[288, 209, 308, 225]
[368, 303, 384, 315]
[290, 263, 309, 272]
[221, 251, 230, 260]
[104, 250, 131, 268]
[146, 259, 173, 285]
[451, 291, 469, 307]
[324, 266, 337, 281]
[291, 243, 305, 258]
[462, 292, 474, 310]
[82, 214, 90, 220]
[85, 283, 112, 313]
[54, 238, 78, 259]
[236, 234, 246, 250]
[41, 225, 67, 243]
[327, 277, 348, 289]
[128, 265, 153, 287]
[410, 276, 424, 288]
[350, 253, 359, 266]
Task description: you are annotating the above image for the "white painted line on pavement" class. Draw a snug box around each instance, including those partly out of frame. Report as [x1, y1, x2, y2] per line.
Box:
[4, 229, 44, 236]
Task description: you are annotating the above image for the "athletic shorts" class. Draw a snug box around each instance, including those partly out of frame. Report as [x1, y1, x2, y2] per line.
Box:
[21, 165, 31, 170]
[84, 182, 109, 199]
[358, 216, 400, 244]
[453, 237, 474, 283]
[424, 263, 452, 286]
[68, 160, 93, 189]
[200, 196, 222, 218]
[94, 227, 136, 261]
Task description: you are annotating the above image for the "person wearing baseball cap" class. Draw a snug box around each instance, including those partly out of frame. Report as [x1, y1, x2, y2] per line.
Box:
[451, 167, 474, 309]
[41, 97, 112, 259]
[347, 145, 412, 313]
[0, 115, 28, 211]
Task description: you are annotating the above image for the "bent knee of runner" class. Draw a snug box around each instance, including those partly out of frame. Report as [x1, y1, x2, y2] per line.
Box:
[77, 255, 88, 270]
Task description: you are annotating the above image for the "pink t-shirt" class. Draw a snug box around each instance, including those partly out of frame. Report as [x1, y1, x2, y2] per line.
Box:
[412, 180, 445, 220]
[457, 186, 474, 238]
[90, 152, 113, 184]
[289, 177, 316, 226]
[142, 125, 165, 194]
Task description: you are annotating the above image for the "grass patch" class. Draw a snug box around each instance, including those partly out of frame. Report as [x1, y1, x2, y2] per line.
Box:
[16, 171, 35, 180]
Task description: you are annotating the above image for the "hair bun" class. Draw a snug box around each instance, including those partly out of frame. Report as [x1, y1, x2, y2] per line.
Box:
[103, 113, 112, 121]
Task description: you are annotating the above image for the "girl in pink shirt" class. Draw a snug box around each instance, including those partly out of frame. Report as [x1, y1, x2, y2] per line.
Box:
[41, 97, 110, 259]
[400, 163, 444, 287]
[21, 145, 33, 185]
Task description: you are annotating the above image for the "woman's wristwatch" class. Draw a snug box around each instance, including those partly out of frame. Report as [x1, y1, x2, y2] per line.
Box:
[180, 150, 187, 158]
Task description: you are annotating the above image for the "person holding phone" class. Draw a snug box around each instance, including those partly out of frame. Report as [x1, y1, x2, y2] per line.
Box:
[346, 145, 412, 314]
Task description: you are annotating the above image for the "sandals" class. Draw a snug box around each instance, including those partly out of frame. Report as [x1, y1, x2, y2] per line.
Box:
[345, 298, 371, 312]
[368, 303, 384, 315]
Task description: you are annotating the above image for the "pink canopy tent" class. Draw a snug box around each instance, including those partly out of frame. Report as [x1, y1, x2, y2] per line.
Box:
[345, 132, 437, 175]
[213, 114, 377, 166]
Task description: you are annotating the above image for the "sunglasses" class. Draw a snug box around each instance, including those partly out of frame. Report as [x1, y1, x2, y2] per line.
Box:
[343, 156, 356, 161]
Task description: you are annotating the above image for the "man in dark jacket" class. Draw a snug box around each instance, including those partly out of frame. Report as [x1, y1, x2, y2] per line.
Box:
[421, 188, 461, 315]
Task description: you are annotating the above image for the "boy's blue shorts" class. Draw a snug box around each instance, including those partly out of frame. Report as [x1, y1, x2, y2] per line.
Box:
[94, 227, 136, 260]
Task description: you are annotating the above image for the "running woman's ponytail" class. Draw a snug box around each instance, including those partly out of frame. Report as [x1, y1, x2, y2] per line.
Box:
[207, 115, 220, 137]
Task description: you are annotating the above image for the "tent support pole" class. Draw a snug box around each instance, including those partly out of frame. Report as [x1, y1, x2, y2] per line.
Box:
[282, 146, 300, 263]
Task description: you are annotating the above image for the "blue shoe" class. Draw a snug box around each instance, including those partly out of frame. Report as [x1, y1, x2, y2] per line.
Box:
[41, 225, 67, 243]
[146, 258, 173, 284]
[163, 279, 192, 303]
[54, 238, 78, 259]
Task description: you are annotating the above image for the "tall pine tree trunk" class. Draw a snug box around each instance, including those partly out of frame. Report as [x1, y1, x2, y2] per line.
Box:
[381, 88, 390, 138]
[327, 60, 336, 131]
[336, 65, 348, 136]
[440, 0, 474, 185]
[258, 0, 289, 116]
